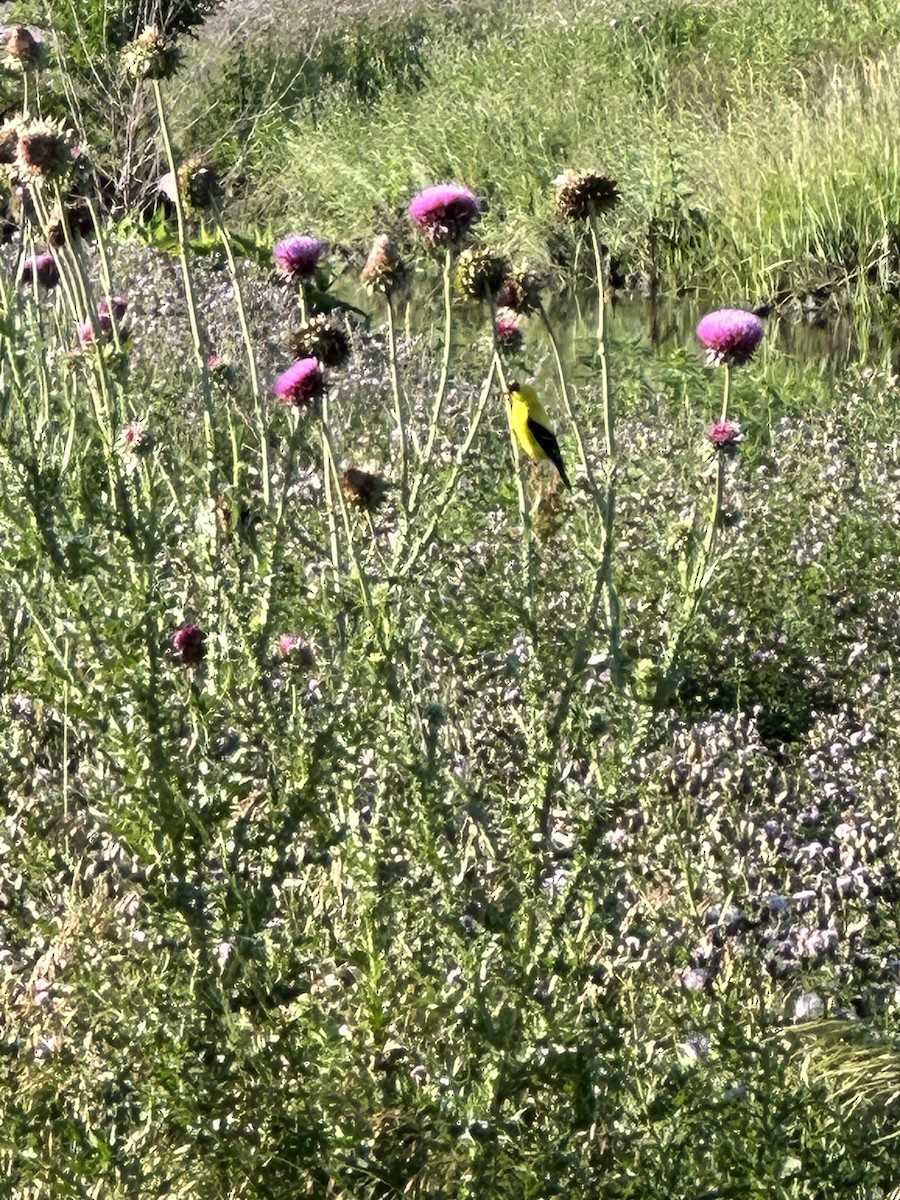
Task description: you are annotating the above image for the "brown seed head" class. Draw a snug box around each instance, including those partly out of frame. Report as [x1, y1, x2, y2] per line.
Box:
[15, 118, 75, 182]
[3, 26, 47, 69]
[496, 267, 544, 314]
[361, 234, 403, 294]
[340, 466, 389, 512]
[554, 168, 620, 222]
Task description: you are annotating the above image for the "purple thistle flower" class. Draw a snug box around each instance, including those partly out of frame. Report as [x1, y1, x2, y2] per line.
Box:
[20, 250, 58, 287]
[696, 308, 764, 368]
[173, 623, 206, 667]
[274, 234, 323, 282]
[208, 353, 235, 382]
[78, 296, 128, 343]
[409, 183, 480, 246]
[494, 306, 523, 350]
[707, 419, 743, 451]
[273, 357, 324, 413]
[277, 634, 316, 666]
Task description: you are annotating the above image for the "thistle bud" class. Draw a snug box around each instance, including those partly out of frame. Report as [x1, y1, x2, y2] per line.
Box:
[455, 245, 508, 300]
[122, 25, 180, 81]
[290, 313, 350, 367]
[361, 234, 403, 294]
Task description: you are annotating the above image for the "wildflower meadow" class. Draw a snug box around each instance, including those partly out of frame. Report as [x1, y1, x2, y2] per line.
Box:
[4, 3, 900, 1199]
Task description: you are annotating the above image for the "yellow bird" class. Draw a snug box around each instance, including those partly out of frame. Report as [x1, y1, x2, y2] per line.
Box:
[507, 381, 572, 490]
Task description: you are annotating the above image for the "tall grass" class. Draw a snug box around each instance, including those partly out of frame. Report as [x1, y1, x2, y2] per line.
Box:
[193, 0, 900, 306]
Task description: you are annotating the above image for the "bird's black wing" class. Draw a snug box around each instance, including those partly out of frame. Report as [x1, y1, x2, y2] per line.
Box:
[526, 416, 572, 490]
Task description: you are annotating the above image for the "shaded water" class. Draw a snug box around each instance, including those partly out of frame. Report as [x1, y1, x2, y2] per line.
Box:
[596, 295, 900, 375]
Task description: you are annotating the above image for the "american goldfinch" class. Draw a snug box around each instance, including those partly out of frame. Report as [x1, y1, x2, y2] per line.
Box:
[507, 381, 572, 490]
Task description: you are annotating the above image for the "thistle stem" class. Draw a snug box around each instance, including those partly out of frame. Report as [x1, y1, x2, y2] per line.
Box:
[537, 300, 603, 512]
[214, 206, 270, 507]
[588, 219, 621, 684]
[151, 80, 217, 515]
[385, 292, 409, 515]
[321, 387, 343, 602]
[494, 351, 535, 643]
[407, 246, 453, 514]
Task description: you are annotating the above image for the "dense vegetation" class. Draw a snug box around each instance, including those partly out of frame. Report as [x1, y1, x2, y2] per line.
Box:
[2, 2, 900, 1198]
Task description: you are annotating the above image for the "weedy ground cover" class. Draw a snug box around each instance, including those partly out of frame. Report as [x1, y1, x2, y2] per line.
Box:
[2, 5, 900, 1200]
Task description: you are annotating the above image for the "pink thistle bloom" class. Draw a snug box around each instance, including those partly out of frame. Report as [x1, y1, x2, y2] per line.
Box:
[208, 353, 235, 382]
[707, 419, 743, 451]
[78, 296, 128, 343]
[277, 634, 316, 666]
[273, 234, 323, 281]
[20, 250, 58, 287]
[409, 183, 480, 246]
[116, 419, 151, 455]
[173, 623, 206, 667]
[696, 308, 764, 367]
[273, 357, 323, 413]
[494, 306, 523, 350]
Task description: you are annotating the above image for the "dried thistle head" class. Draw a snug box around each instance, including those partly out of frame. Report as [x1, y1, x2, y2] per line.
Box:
[290, 313, 350, 368]
[15, 117, 74, 183]
[340, 465, 389, 512]
[361, 234, 403, 294]
[553, 168, 620, 222]
[496, 267, 544, 314]
[0, 118, 22, 168]
[176, 154, 222, 213]
[47, 194, 95, 245]
[2, 26, 47, 71]
[122, 25, 180, 81]
[531, 480, 568, 541]
[455, 245, 509, 300]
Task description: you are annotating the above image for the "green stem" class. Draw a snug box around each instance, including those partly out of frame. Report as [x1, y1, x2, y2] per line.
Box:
[255, 411, 303, 660]
[407, 246, 454, 514]
[397, 355, 498, 580]
[321, 387, 343, 603]
[151, 80, 217, 523]
[588, 220, 621, 684]
[385, 291, 408, 515]
[214, 206, 270, 508]
[494, 352, 535, 643]
[589, 221, 614, 459]
[537, 301, 604, 512]
[323, 428, 380, 637]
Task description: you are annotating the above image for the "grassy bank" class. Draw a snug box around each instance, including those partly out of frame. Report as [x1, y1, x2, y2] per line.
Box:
[172, 0, 900, 309]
